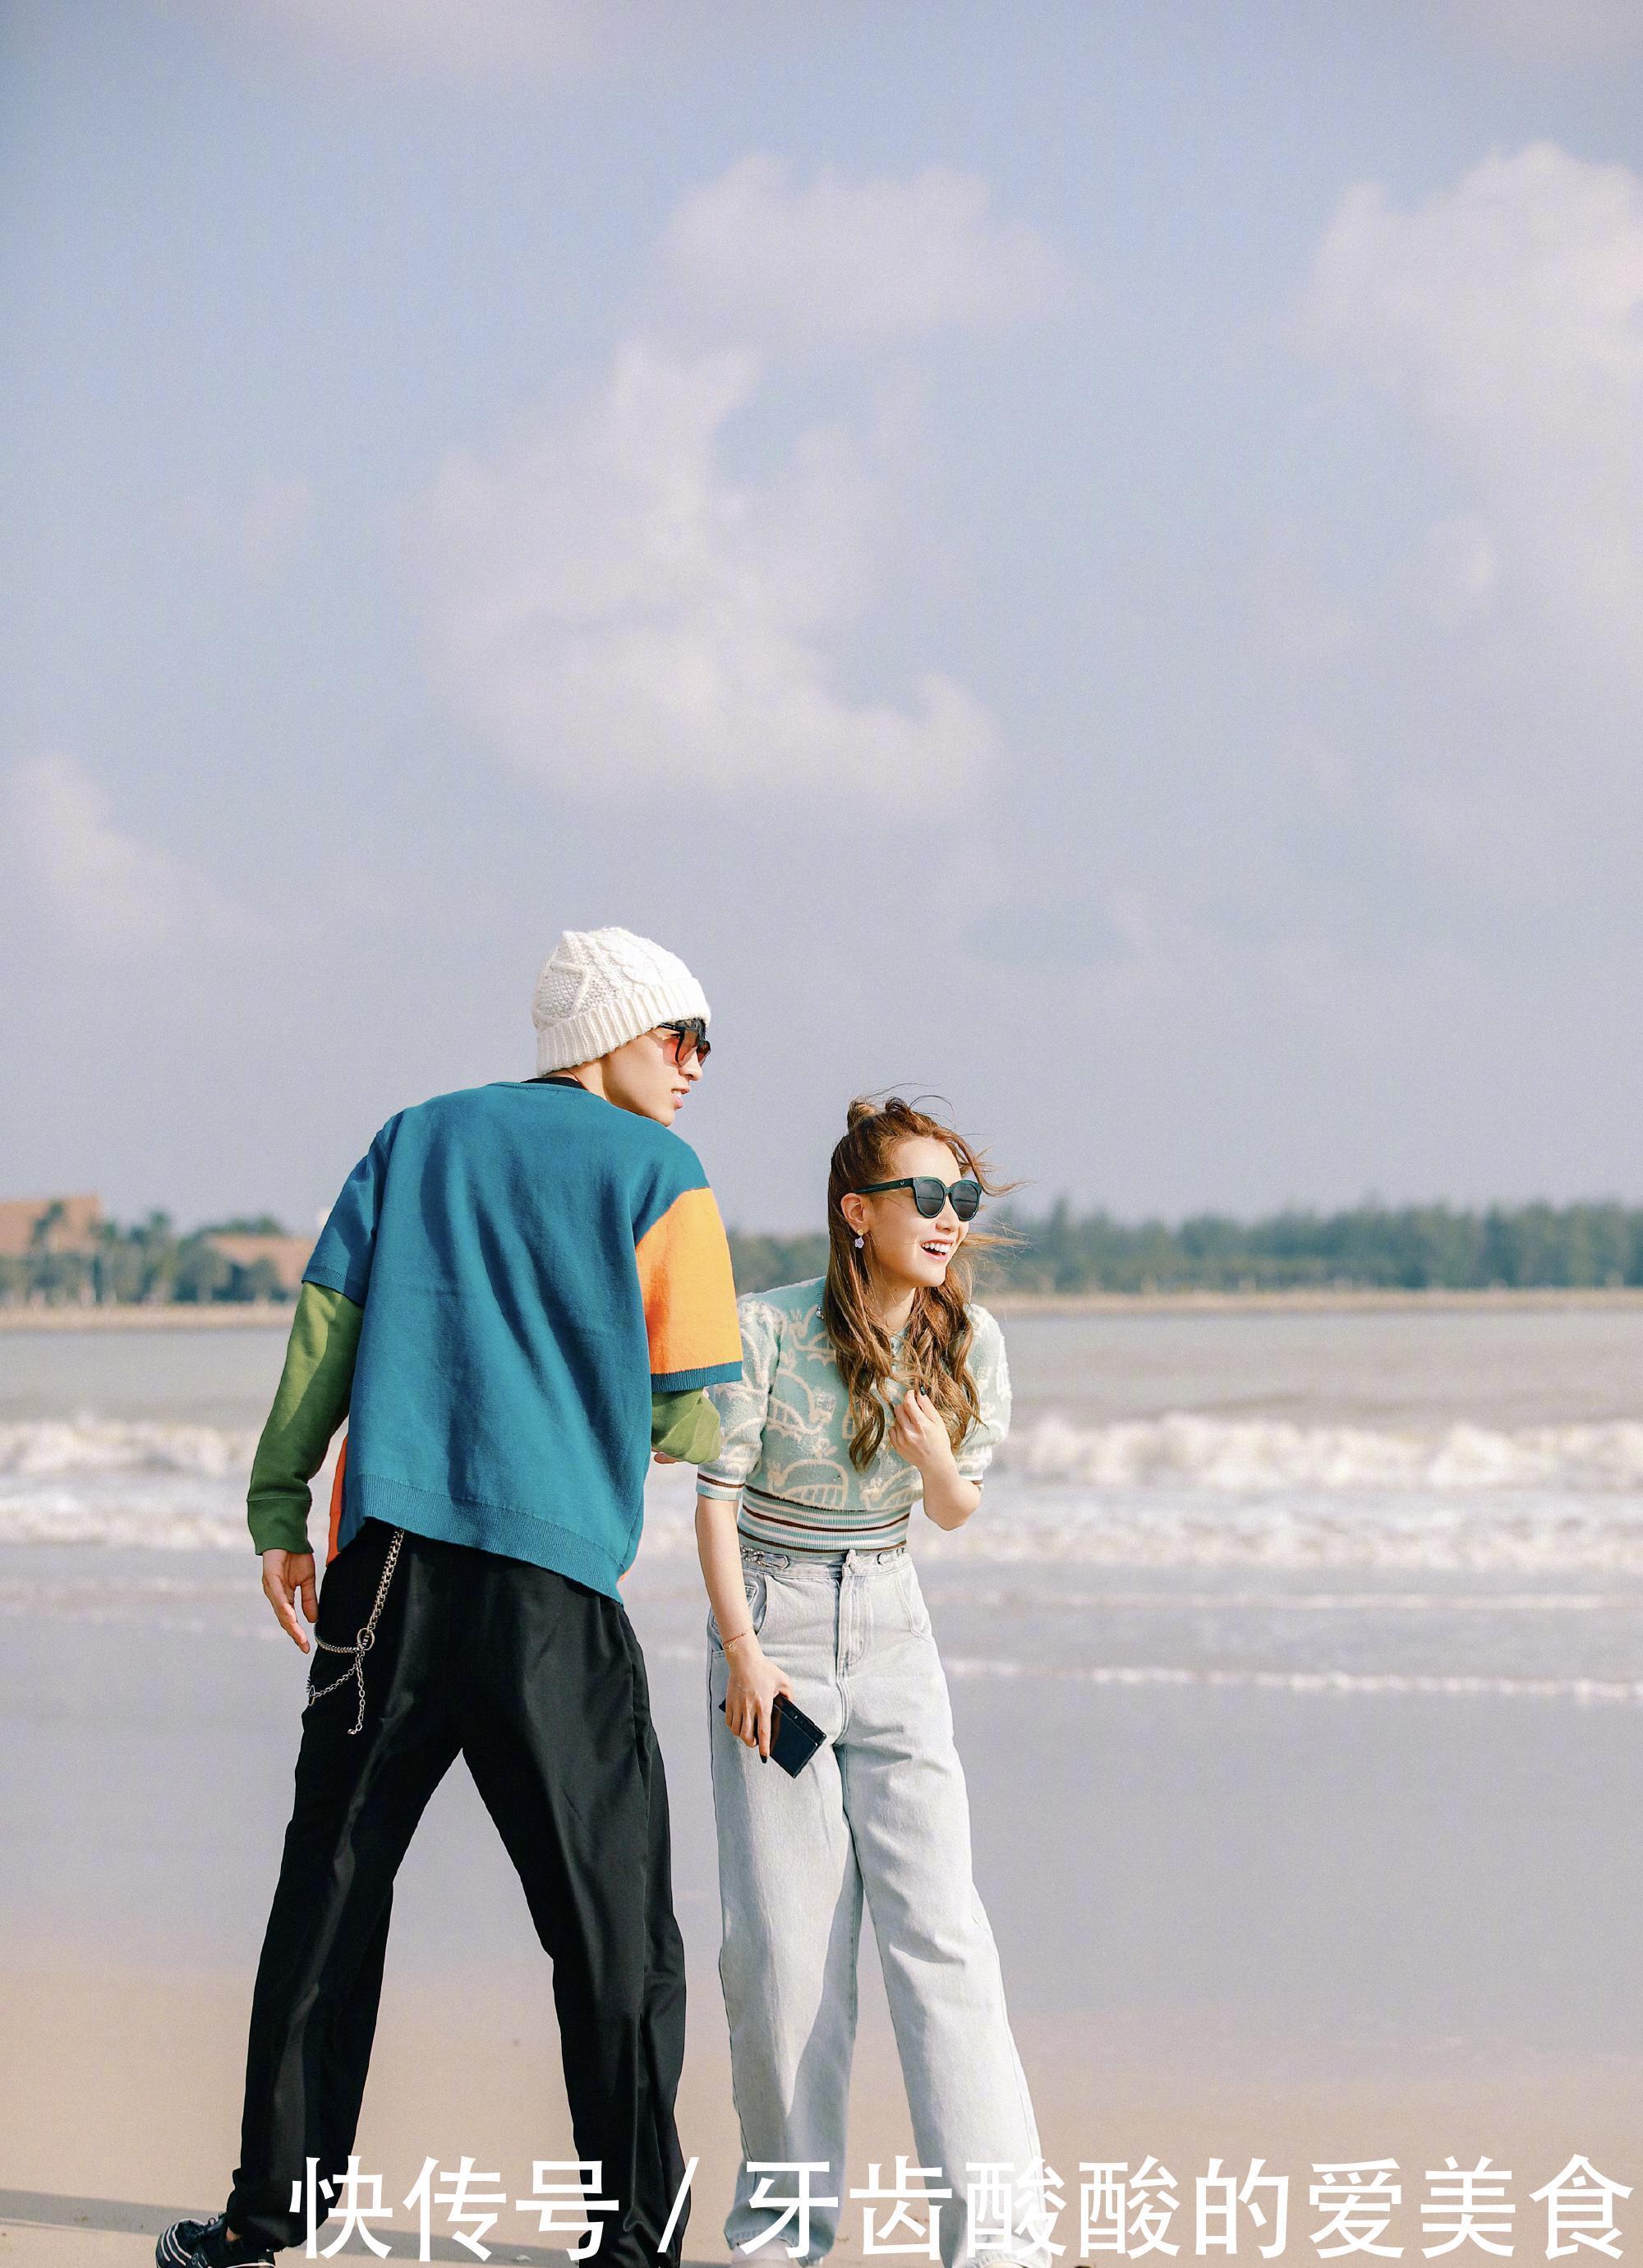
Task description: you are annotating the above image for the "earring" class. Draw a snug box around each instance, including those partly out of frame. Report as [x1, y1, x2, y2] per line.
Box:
[854, 1233, 865, 1250]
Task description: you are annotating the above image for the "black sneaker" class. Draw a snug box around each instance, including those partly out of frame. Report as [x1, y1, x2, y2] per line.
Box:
[155, 2211, 275, 2267]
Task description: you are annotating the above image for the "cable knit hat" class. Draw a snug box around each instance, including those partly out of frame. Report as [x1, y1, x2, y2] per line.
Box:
[532, 926, 711, 1074]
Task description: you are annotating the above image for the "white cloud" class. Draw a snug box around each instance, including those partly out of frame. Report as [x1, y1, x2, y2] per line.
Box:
[7, 754, 255, 956]
[417, 156, 1063, 799]
[423, 341, 996, 798]
[1301, 142, 1643, 683]
[660, 154, 1069, 343]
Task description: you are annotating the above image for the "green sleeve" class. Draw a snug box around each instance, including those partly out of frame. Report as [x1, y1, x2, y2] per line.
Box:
[246, 1282, 364, 1555]
[651, 1385, 722, 1465]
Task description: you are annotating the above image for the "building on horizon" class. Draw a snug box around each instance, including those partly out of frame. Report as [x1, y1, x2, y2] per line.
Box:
[201, 1231, 314, 1297]
[0, 1194, 103, 1258]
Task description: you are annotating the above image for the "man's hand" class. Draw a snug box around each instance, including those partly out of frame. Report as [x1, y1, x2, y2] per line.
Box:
[262, 1548, 318, 1652]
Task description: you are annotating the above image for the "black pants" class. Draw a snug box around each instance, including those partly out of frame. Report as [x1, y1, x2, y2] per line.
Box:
[227, 1518, 688, 2261]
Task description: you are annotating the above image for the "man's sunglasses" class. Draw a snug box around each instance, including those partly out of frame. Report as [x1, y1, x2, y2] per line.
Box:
[853, 1175, 983, 1221]
[656, 1019, 711, 1068]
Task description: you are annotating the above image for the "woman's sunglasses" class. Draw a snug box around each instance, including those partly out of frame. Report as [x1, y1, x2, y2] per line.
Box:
[656, 1019, 711, 1068]
[853, 1175, 983, 1221]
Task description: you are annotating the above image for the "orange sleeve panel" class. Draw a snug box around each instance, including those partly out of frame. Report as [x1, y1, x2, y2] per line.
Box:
[327, 1435, 347, 1566]
[633, 1184, 743, 1387]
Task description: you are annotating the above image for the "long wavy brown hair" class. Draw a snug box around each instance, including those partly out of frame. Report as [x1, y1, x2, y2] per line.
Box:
[822, 1096, 1016, 1471]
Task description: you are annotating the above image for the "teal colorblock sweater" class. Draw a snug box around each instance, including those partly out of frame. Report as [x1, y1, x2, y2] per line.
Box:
[294, 1077, 743, 1599]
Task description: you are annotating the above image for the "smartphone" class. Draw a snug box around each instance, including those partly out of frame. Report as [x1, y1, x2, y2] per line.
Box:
[718, 1690, 826, 1777]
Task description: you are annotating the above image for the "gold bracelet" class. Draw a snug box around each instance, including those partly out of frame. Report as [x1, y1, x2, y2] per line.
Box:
[722, 1626, 756, 1647]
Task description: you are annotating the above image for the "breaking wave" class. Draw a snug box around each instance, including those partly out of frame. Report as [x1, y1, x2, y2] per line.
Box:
[1000, 1413, 1643, 1493]
[0, 1420, 323, 1549]
[0, 1418, 258, 1479]
[11, 1411, 1643, 1495]
[7, 1412, 1643, 1566]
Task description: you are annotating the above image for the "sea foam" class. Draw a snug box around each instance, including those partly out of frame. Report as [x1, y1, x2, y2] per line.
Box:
[7, 1412, 1643, 1566]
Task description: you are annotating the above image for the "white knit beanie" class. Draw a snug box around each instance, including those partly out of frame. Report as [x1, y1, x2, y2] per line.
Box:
[532, 926, 711, 1074]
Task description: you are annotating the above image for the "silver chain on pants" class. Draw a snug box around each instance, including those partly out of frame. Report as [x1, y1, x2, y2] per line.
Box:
[303, 1526, 405, 1737]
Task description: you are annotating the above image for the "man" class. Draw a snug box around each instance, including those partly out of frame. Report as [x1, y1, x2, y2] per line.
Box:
[159, 926, 743, 2268]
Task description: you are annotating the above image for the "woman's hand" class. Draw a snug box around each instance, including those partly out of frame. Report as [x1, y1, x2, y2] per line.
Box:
[888, 1387, 959, 1478]
[888, 1388, 982, 1532]
[723, 1635, 795, 1762]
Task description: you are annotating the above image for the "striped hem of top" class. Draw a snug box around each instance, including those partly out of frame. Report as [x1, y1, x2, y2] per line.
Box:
[735, 1483, 911, 1556]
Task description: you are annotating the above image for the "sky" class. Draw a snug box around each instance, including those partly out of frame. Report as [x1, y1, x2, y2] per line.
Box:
[3, 0, 1642, 1235]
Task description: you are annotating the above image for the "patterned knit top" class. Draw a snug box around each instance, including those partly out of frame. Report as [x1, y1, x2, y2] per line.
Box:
[695, 1277, 1011, 1554]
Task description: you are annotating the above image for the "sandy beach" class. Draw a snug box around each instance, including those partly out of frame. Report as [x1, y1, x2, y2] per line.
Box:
[6, 1960, 1637, 2263]
[8, 1285, 1643, 1333]
[5, 1539, 1643, 2265]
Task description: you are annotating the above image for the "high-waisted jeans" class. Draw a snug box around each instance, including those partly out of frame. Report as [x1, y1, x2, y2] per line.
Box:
[706, 1540, 1052, 2268]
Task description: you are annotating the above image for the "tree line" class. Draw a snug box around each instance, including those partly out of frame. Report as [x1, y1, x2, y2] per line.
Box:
[725, 1200, 1643, 1296]
[7, 1199, 1643, 1308]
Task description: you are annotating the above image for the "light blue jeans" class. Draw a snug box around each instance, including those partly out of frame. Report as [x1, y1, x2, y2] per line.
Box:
[706, 1540, 1052, 2268]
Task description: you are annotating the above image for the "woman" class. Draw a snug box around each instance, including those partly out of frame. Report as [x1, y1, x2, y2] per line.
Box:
[693, 1097, 1052, 2268]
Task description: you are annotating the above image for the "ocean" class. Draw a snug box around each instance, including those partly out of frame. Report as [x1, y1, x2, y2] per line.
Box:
[7, 1303, 1643, 2153]
[6, 1303, 1643, 1700]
